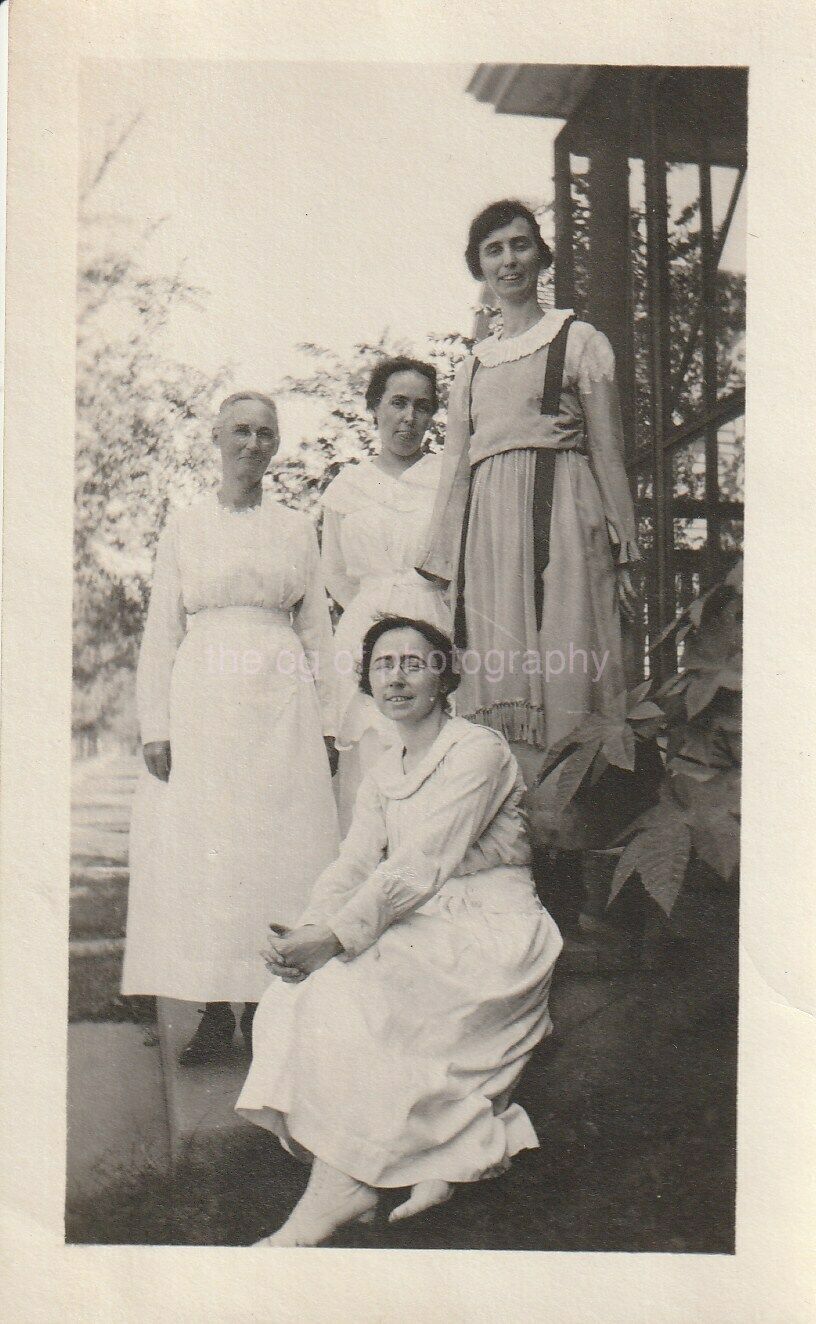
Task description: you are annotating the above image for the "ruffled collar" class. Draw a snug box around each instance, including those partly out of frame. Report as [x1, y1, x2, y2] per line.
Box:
[322, 453, 441, 515]
[207, 489, 270, 518]
[474, 307, 575, 367]
[369, 716, 471, 800]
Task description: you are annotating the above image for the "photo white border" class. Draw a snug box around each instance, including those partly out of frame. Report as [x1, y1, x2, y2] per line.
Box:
[2, 1, 815, 1319]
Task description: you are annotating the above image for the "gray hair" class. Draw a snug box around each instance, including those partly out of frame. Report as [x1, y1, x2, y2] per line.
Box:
[216, 390, 278, 419]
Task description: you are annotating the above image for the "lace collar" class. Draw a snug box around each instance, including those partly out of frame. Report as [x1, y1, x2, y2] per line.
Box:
[474, 307, 575, 367]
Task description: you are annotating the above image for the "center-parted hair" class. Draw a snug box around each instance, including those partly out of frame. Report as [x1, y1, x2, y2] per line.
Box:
[359, 615, 459, 699]
[217, 390, 278, 419]
[465, 199, 553, 281]
[364, 357, 439, 415]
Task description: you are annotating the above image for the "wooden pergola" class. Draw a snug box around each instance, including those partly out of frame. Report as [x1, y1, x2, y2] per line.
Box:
[467, 65, 747, 678]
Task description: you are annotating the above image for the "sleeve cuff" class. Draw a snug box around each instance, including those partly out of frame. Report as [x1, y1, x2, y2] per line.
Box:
[615, 538, 642, 566]
[326, 912, 373, 960]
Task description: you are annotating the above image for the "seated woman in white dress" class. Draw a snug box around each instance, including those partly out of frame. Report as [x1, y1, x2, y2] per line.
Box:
[122, 392, 340, 1064]
[320, 357, 450, 834]
[236, 615, 563, 1246]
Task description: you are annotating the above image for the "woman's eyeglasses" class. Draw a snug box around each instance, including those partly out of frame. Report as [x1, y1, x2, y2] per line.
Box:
[370, 655, 431, 676]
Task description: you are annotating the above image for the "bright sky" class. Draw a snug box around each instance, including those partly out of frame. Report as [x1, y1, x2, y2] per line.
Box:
[80, 62, 558, 444]
[80, 61, 745, 448]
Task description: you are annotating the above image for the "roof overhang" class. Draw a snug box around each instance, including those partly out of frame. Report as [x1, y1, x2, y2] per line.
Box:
[466, 64, 598, 120]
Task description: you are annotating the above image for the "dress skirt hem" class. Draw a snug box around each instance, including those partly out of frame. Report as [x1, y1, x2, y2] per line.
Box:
[234, 1096, 540, 1189]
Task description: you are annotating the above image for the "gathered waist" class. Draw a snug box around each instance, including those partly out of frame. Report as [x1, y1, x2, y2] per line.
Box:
[186, 604, 292, 629]
[470, 438, 588, 469]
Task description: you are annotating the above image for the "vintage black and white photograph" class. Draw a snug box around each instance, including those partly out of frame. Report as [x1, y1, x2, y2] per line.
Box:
[65, 60, 747, 1252]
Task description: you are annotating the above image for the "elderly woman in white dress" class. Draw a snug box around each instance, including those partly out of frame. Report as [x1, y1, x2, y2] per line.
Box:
[320, 357, 450, 833]
[236, 615, 562, 1247]
[122, 391, 340, 1064]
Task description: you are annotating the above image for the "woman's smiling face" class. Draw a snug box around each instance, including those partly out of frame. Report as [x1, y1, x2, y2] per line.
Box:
[368, 627, 447, 724]
[478, 215, 542, 304]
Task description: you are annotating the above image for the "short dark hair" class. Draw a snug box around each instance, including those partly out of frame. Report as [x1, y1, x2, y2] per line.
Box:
[364, 357, 438, 414]
[359, 615, 459, 699]
[465, 199, 553, 281]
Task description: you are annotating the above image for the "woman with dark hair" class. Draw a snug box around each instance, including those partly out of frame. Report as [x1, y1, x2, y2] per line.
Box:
[417, 199, 641, 786]
[236, 616, 562, 1246]
[321, 356, 450, 832]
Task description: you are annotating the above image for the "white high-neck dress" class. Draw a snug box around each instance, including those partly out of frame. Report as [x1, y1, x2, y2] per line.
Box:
[236, 718, 562, 1187]
[320, 455, 450, 833]
[122, 492, 340, 1002]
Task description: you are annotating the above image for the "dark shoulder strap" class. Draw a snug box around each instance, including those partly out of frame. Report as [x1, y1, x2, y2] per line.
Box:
[467, 356, 481, 436]
[540, 315, 577, 415]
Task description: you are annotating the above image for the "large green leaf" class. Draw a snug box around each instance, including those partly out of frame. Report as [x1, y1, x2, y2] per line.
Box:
[601, 723, 636, 772]
[655, 671, 689, 700]
[668, 756, 719, 782]
[626, 679, 653, 710]
[685, 667, 743, 718]
[689, 806, 740, 881]
[535, 713, 609, 784]
[673, 763, 738, 804]
[551, 738, 604, 815]
[609, 796, 692, 917]
[628, 700, 664, 723]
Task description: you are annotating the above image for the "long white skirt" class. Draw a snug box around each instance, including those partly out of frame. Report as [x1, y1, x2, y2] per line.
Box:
[236, 869, 562, 1186]
[123, 607, 340, 1002]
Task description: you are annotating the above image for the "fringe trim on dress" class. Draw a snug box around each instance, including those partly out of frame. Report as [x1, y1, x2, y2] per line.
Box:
[465, 701, 549, 749]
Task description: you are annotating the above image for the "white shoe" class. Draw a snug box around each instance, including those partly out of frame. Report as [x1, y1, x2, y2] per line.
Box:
[388, 1180, 454, 1224]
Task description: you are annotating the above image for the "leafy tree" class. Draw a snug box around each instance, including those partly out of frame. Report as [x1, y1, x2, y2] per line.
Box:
[74, 128, 230, 750]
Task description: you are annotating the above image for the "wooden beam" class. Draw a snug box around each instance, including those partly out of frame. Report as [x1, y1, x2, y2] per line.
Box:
[643, 75, 674, 677]
[552, 128, 575, 310]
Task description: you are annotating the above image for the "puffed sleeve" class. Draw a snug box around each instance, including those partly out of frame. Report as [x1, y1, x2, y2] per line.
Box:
[415, 357, 474, 585]
[328, 733, 518, 958]
[578, 329, 642, 565]
[135, 512, 186, 744]
[291, 520, 338, 736]
[297, 774, 388, 928]
[320, 506, 358, 610]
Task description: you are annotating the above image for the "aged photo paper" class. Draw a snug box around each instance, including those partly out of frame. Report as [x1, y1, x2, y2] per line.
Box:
[2, 0, 815, 1320]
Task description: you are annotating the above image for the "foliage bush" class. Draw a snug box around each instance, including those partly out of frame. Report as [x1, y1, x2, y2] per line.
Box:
[527, 559, 742, 917]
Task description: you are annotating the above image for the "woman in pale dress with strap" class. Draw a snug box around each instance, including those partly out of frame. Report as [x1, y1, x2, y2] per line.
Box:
[236, 616, 562, 1247]
[123, 392, 340, 1063]
[417, 199, 641, 787]
[321, 357, 450, 832]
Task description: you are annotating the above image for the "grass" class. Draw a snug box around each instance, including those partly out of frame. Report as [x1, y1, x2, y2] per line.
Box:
[66, 755, 737, 1252]
[67, 933, 737, 1251]
[69, 951, 156, 1024]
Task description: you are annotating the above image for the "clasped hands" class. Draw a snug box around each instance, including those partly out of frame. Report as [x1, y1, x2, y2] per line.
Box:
[263, 922, 343, 984]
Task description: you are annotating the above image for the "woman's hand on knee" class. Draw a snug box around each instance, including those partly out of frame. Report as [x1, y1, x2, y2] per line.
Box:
[143, 740, 171, 782]
[273, 924, 343, 976]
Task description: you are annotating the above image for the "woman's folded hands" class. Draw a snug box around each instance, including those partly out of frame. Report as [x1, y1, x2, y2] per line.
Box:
[263, 923, 344, 982]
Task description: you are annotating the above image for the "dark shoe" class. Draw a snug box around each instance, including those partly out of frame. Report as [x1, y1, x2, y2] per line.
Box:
[178, 1003, 235, 1066]
[240, 1003, 257, 1054]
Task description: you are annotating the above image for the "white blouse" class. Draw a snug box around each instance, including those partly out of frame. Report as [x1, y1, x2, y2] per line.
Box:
[136, 492, 337, 742]
[300, 719, 535, 958]
[320, 455, 443, 609]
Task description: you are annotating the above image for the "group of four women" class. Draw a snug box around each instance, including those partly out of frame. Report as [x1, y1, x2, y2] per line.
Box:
[122, 198, 641, 1246]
